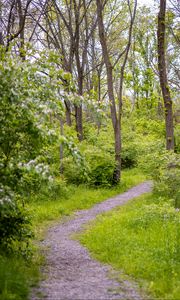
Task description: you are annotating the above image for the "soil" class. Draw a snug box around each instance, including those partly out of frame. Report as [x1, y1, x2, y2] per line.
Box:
[31, 181, 152, 300]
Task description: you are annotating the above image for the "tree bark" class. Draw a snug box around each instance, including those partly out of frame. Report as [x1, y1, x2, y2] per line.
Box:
[60, 118, 64, 174]
[96, 0, 121, 183]
[75, 71, 83, 142]
[65, 99, 72, 126]
[0, 32, 3, 45]
[75, 105, 83, 142]
[157, 0, 174, 150]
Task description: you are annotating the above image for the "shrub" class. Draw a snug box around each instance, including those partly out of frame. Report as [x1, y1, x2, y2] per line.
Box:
[31, 176, 70, 203]
[153, 153, 180, 208]
[0, 191, 32, 254]
[0, 50, 69, 251]
[86, 146, 114, 186]
[121, 143, 138, 169]
[139, 147, 180, 208]
[63, 143, 115, 186]
[63, 156, 88, 185]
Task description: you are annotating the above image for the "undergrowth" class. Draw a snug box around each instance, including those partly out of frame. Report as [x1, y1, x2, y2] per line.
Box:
[0, 168, 145, 300]
[79, 193, 180, 300]
[0, 254, 39, 300]
[29, 168, 146, 235]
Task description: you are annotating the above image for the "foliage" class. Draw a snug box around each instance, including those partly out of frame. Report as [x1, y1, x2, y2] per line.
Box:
[0, 50, 64, 193]
[0, 1, 179, 299]
[0, 194, 32, 255]
[80, 193, 180, 300]
[87, 146, 114, 186]
[175, 124, 180, 153]
[0, 168, 145, 300]
[29, 168, 146, 228]
[63, 121, 143, 186]
[0, 49, 68, 253]
[139, 148, 180, 208]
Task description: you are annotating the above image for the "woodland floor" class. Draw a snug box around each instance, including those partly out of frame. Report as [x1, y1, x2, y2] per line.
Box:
[31, 181, 152, 300]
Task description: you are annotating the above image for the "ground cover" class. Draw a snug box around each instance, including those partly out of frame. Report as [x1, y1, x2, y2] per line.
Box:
[80, 193, 180, 300]
[0, 168, 146, 300]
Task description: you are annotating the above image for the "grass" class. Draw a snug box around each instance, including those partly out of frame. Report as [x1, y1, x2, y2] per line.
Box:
[0, 254, 39, 300]
[79, 193, 180, 300]
[29, 168, 146, 233]
[0, 168, 146, 300]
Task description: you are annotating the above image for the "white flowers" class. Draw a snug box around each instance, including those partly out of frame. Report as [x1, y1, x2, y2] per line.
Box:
[18, 159, 50, 178]
[0, 186, 14, 206]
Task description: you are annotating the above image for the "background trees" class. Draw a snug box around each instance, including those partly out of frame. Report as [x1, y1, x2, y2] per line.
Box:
[0, 1, 179, 299]
[0, 0, 179, 253]
[96, 0, 137, 182]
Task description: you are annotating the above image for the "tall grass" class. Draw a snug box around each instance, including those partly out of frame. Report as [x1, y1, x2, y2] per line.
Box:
[80, 193, 180, 300]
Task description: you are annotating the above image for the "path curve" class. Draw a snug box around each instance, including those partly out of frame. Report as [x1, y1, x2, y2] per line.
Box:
[31, 181, 152, 300]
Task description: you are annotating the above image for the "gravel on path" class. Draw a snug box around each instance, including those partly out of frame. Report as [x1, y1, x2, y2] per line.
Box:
[31, 181, 152, 300]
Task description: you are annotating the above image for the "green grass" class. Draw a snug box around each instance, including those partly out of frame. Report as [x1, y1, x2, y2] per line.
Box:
[29, 168, 146, 233]
[0, 168, 146, 300]
[79, 193, 180, 300]
[0, 254, 39, 300]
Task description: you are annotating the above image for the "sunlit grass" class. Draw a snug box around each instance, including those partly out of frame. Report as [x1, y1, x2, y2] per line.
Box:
[0, 168, 146, 300]
[79, 193, 180, 300]
[29, 168, 146, 232]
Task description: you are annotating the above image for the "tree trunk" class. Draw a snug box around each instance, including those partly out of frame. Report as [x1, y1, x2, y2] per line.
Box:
[74, 72, 83, 141]
[113, 121, 121, 183]
[96, 0, 121, 183]
[65, 99, 72, 126]
[0, 32, 3, 45]
[157, 0, 174, 150]
[75, 105, 83, 142]
[59, 118, 64, 174]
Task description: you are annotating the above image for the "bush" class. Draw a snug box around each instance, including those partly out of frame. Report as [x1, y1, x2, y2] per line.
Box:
[63, 156, 88, 185]
[139, 147, 180, 208]
[0, 195, 32, 255]
[31, 176, 70, 203]
[86, 146, 114, 186]
[121, 143, 138, 169]
[0, 50, 68, 252]
[63, 143, 115, 186]
[153, 153, 180, 208]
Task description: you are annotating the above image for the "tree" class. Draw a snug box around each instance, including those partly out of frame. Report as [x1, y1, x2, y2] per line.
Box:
[96, 0, 137, 183]
[37, 0, 98, 141]
[157, 0, 174, 150]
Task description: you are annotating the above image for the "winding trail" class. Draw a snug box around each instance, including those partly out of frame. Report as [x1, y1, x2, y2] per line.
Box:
[31, 181, 152, 300]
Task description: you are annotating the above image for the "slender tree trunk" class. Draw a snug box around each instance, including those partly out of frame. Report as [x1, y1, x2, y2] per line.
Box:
[65, 100, 72, 126]
[59, 118, 64, 174]
[96, 0, 121, 183]
[0, 33, 3, 45]
[17, 0, 25, 60]
[0, 2, 3, 46]
[157, 0, 174, 150]
[114, 121, 121, 183]
[75, 105, 83, 141]
[75, 73, 83, 142]
[74, 1, 84, 142]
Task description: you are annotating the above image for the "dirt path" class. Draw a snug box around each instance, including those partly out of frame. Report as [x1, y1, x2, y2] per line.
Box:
[31, 181, 152, 300]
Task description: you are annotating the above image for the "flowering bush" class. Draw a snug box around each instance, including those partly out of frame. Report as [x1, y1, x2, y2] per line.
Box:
[0, 50, 69, 251]
[0, 187, 32, 254]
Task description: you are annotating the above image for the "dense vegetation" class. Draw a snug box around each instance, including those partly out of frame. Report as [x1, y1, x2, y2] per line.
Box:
[0, 0, 179, 299]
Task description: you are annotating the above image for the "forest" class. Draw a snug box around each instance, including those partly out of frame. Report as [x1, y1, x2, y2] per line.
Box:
[0, 0, 179, 299]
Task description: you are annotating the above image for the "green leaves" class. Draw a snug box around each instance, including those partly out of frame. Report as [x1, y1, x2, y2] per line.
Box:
[0, 50, 70, 252]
